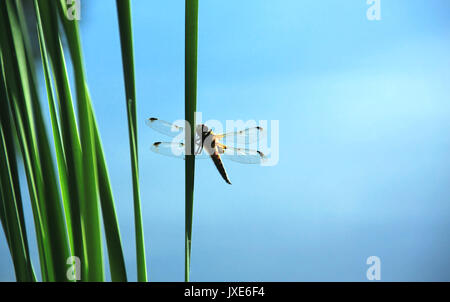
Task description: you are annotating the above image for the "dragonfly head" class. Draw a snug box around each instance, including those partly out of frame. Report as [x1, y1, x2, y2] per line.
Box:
[196, 124, 209, 136]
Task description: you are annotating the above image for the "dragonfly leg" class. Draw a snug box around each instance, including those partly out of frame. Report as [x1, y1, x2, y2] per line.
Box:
[216, 142, 227, 152]
[194, 140, 203, 155]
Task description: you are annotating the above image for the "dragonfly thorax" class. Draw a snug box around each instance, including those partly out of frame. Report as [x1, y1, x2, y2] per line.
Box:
[196, 124, 209, 137]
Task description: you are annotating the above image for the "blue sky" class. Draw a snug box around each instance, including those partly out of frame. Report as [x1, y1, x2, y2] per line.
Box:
[1, 0, 450, 281]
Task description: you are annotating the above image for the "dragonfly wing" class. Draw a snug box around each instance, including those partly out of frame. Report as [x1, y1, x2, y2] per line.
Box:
[151, 142, 185, 159]
[217, 126, 265, 145]
[150, 142, 210, 159]
[218, 144, 267, 164]
[146, 118, 184, 138]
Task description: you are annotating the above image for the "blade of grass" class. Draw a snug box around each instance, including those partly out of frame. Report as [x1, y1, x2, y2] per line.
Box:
[57, 1, 127, 281]
[185, 0, 198, 282]
[0, 64, 36, 282]
[0, 53, 13, 261]
[89, 90, 128, 282]
[0, 125, 33, 281]
[57, 3, 104, 283]
[0, 186, 10, 254]
[36, 17, 74, 256]
[116, 0, 148, 282]
[34, 0, 87, 280]
[0, 4, 50, 281]
[0, 113, 38, 282]
[0, 172, 10, 252]
[39, 0, 104, 281]
[13, 0, 51, 281]
[8, 0, 71, 281]
[0, 62, 49, 281]
[1, 0, 71, 281]
[1, 4, 37, 281]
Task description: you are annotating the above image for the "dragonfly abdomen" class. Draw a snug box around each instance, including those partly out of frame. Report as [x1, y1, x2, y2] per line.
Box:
[210, 151, 232, 185]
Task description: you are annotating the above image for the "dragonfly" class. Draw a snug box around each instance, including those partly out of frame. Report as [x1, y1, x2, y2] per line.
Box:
[146, 117, 267, 184]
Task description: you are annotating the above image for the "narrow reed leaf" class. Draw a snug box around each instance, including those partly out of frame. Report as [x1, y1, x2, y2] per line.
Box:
[0, 125, 32, 281]
[185, 0, 199, 282]
[0, 2, 51, 281]
[1, 0, 72, 281]
[89, 92, 128, 282]
[35, 0, 87, 280]
[49, 0, 104, 281]
[0, 61, 49, 280]
[0, 188, 10, 252]
[6, 0, 70, 281]
[116, 0, 148, 282]
[0, 93, 36, 283]
[0, 69, 35, 282]
[57, 1, 128, 281]
[0, 54, 13, 259]
[36, 20, 74, 256]
[9, 4, 39, 277]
